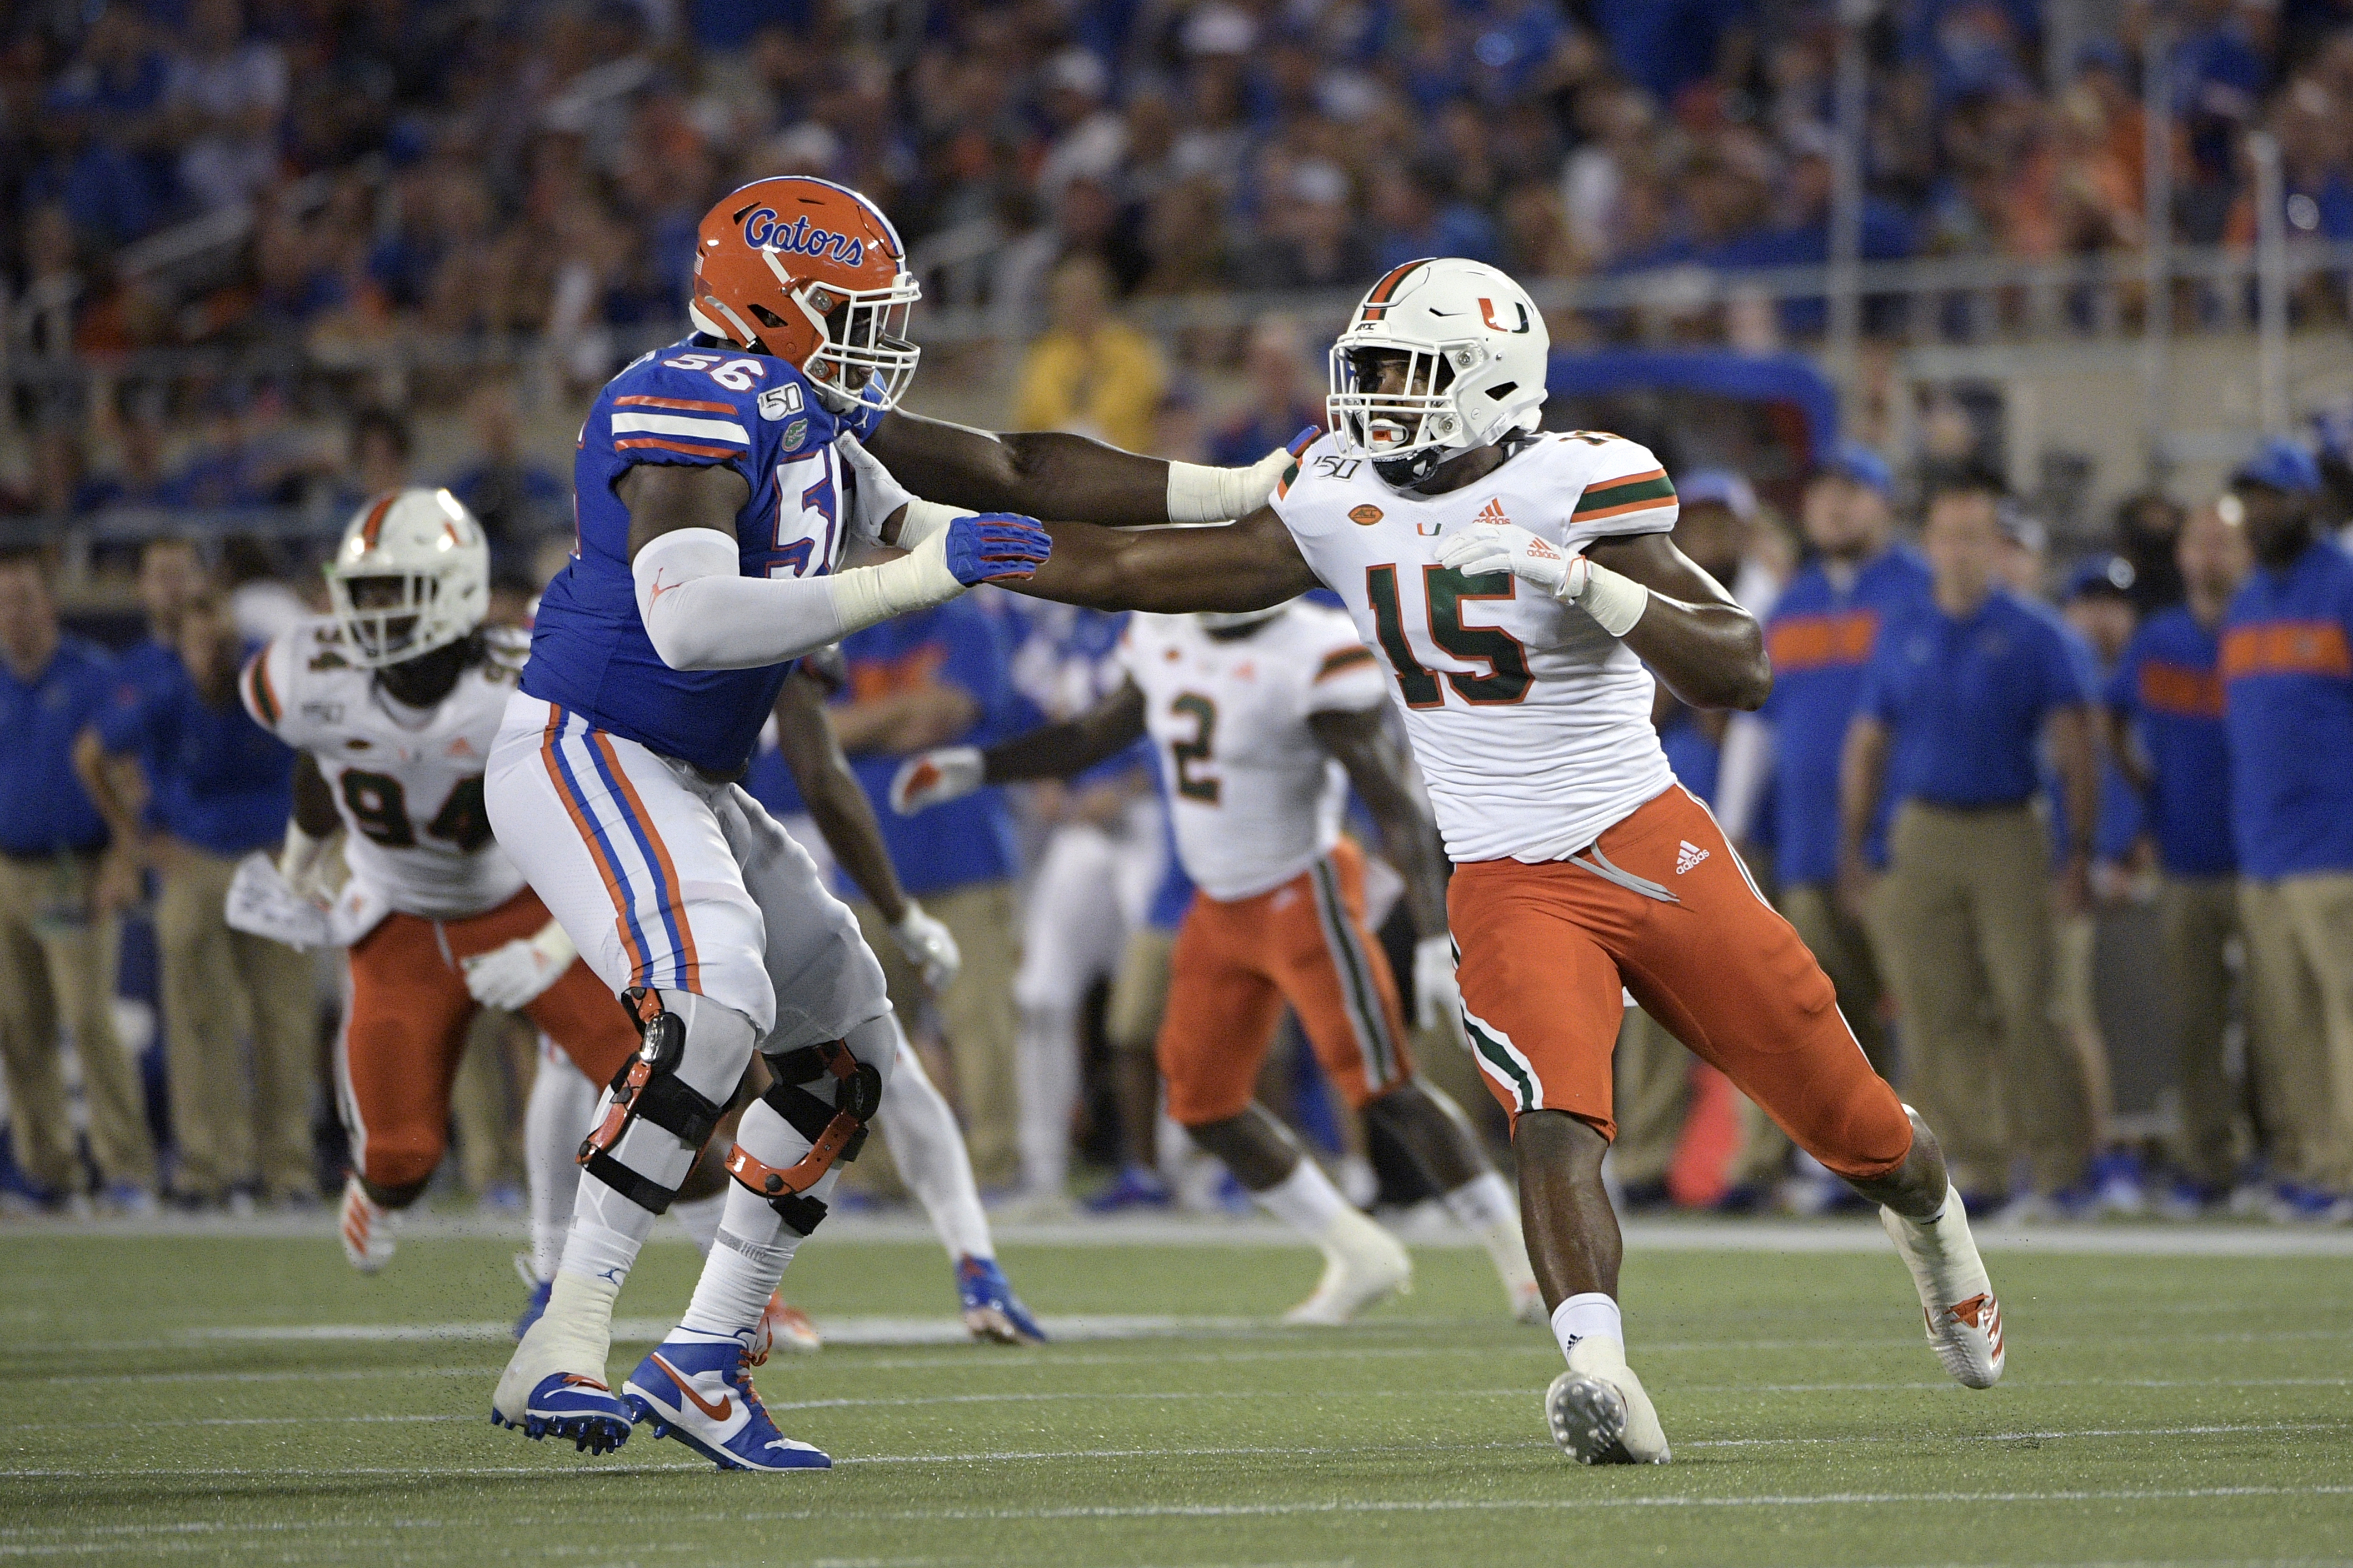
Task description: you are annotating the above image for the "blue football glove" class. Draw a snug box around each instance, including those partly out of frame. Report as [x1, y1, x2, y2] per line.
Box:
[944, 513, 1052, 585]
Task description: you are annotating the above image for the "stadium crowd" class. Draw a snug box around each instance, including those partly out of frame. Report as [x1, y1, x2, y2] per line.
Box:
[2, 1, 2352, 1232]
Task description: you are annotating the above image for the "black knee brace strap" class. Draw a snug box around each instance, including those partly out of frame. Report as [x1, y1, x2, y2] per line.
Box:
[576, 988, 729, 1214]
[723, 1039, 882, 1233]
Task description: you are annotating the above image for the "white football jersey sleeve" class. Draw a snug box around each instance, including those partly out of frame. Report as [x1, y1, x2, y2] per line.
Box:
[1267, 431, 1680, 864]
[1118, 605, 1385, 901]
[243, 619, 531, 920]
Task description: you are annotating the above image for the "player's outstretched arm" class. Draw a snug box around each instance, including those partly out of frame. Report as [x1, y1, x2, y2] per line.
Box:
[865, 411, 1300, 527]
[620, 463, 1050, 671]
[888, 679, 1149, 816]
[1010, 507, 1320, 615]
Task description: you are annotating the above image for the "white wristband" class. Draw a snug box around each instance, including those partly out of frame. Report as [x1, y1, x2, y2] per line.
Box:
[1566, 559, 1650, 638]
[828, 528, 967, 628]
[278, 819, 329, 894]
[895, 497, 970, 549]
[1166, 445, 1291, 524]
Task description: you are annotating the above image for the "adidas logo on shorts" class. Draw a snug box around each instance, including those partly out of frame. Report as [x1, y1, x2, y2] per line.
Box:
[1675, 840, 1708, 874]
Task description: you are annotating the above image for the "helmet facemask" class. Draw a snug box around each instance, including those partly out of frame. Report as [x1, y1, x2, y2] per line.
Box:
[1328, 341, 1473, 488]
[328, 568, 462, 669]
[758, 256, 921, 414]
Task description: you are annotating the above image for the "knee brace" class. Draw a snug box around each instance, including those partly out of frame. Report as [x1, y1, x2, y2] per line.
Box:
[577, 987, 734, 1214]
[722, 1038, 885, 1235]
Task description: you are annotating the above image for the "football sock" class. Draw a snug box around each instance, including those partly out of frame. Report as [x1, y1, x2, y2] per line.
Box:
[676, 1095, 826, 1337]
[522, 1042, 593, 1283]
[1442, 1171, 1537, 1294]
[1016, 1001, 1082, 1196]
[879, 1036, 995, 1262]
[1254, 1156, 1352, 1241]
[1551, 1292, 1622, 1365]
[1882, 1183, 1991, 1305]
[533, 1266, 622, 1379]
[669, 1191, 725, 1256]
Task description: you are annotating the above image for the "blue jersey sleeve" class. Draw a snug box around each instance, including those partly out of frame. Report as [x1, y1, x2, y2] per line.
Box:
[93, 674, 157, 756]
[2045, 620, 2097, 712]
[1857, 634, 1901, 726]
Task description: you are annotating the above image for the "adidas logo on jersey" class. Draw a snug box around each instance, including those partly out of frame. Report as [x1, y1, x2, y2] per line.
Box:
[1675, 840, 1708, 874]
[1476, 497, 1511, 527]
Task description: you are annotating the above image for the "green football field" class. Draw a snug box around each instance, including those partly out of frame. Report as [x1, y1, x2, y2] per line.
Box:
[3, 1221, 2349, 1567]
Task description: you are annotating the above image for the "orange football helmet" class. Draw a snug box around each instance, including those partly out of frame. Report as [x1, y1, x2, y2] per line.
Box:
[689, 176, 921, 410]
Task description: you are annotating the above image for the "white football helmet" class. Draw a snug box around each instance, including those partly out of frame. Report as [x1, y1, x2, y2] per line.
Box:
[1327, 257, 1550, 488]
[324, 488, 489, 668]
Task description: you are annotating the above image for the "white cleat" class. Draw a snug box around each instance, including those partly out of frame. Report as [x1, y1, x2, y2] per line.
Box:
[337, 1175, 394, 1273]
[1281, 1215, 1411, 1326]
[1546, 1336, 1671, 1465]
[1881, 1184, 2006, 1389]
[1510, 1278, 1548, 1325]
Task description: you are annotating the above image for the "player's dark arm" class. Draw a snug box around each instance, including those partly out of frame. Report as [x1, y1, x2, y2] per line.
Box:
[866, 412, 1291, 528]
[1012, 507, 1320, 615]
[978, 679, 1148, 783]
[290, 750, 339, 838]
[620, 462, 748, 559]
[771, 667, 911, 924]
[1308, 705, 1450, 941]
[1585, 532, 1772, 711]
[2100, 704, 2152, 793]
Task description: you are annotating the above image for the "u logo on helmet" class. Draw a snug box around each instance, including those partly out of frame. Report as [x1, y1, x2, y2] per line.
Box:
[1479, 298, 1531, 333]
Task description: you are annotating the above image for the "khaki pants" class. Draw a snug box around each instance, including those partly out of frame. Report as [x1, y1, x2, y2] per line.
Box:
[1730, 880, 1895, 1190]
[1105, 927, 1174, 1055]
[854, 881, 1021, 1189]
[0, 851, 156, 1193]
[2159, 875, 2244, 1188]
[1876, 803, 2090, 1196]
[154, 845, 318, 1199]
[1611, 1005, 1687, 1190]
[2236, 874, 2353, 1190]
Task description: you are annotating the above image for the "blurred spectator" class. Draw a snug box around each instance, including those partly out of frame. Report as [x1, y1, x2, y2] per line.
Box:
[1841, 472, 2095, 1211]
[77, 589, 309, 1208]
[445, 382, 569, 575]
[342, 408, 412, 509]
[164, 0, 287, 213]
[831, 602, 1028, 1191]
[2115, 490, 2190, 614]
[2106, 502, 2254, 1212]
[1013, 256, 1166, 454]
[1207, 318, 1323, 469]
[73, 416, 173, 515]
[0, 550, 157, 1210]
[1230, 161, 1373, 292]
[2218, 440, 2353, 1219]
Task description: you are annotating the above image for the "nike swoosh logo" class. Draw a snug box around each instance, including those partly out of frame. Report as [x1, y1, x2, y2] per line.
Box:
[649, 573, 683, 603]
[648, 1352, 732, 1421]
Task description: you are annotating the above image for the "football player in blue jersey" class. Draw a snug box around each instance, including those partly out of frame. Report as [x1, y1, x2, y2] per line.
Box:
[486, 176, 1300, 1470]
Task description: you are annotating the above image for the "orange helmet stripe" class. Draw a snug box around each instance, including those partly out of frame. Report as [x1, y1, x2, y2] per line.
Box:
[357, 492, 398, 549]
[1358, 259, 1428, 322]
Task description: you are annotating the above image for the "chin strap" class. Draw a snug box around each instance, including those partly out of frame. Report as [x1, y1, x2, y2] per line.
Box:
[723, 1040, 883, 1235]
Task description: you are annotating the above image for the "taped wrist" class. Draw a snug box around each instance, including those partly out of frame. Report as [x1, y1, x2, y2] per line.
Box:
[894, 497, 970, 549]
[826, 529, 966, 631]
[576, 988, 728, 1213]
[1568, 558, 1650, 637]
[723, 1039, 884, 1233]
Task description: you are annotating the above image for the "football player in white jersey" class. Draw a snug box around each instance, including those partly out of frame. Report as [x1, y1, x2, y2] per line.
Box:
[897, 599, 1542, 1324]
[231, 490, 645, 1271]
[981, 257, 2007, 1465]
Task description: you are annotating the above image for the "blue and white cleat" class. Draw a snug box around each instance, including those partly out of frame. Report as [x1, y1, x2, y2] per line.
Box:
[623, 1328, 831, 1472]
[957, 1254, 1047, 1344]
[488, 1370, 633, 1454]
[511, 1253, 552, 1341]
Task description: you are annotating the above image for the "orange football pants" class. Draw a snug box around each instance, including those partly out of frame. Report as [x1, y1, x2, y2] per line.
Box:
[1157, 838, 1415, 1126]
[1448, 784, 1911, 1181]
[338, 886, 640, 1191]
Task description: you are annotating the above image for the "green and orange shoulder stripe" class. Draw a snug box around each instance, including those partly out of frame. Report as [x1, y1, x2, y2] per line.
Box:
[1570, 462, 1677, 530]
[238, 642, 285, 731]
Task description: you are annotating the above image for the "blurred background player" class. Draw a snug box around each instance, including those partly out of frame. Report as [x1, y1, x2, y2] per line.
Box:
[898, 599, 1541, 1325]
[76, 582, 309, 1209]
[226, 488, 641, 1272]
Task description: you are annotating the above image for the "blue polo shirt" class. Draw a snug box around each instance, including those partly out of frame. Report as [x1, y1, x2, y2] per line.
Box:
[840, 599, 1023, 898]
[2220, 538, 2353, 879]
[93, 645, 292, 858]
[0, 637, 116, 856]
[1860, 588, 2091, 810]
[1759, 545, 1932, 884]
[1658, 711, 1720, 805]
[2106, 608, 2234, 879]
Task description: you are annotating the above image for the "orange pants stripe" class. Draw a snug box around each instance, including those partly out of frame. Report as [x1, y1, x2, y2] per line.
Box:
[1448, 784, 1911, 1181]
[337, 886, 641, 1191]
[1157, 838, 1415, 1126]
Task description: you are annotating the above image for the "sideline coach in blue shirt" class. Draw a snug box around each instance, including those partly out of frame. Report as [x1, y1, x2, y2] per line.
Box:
[1840, 473, 2096, 1207]
[2105, 502, 2251, 1205]
[0, 550, 157, 1205]
[2219, 440, 2353, 1214]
